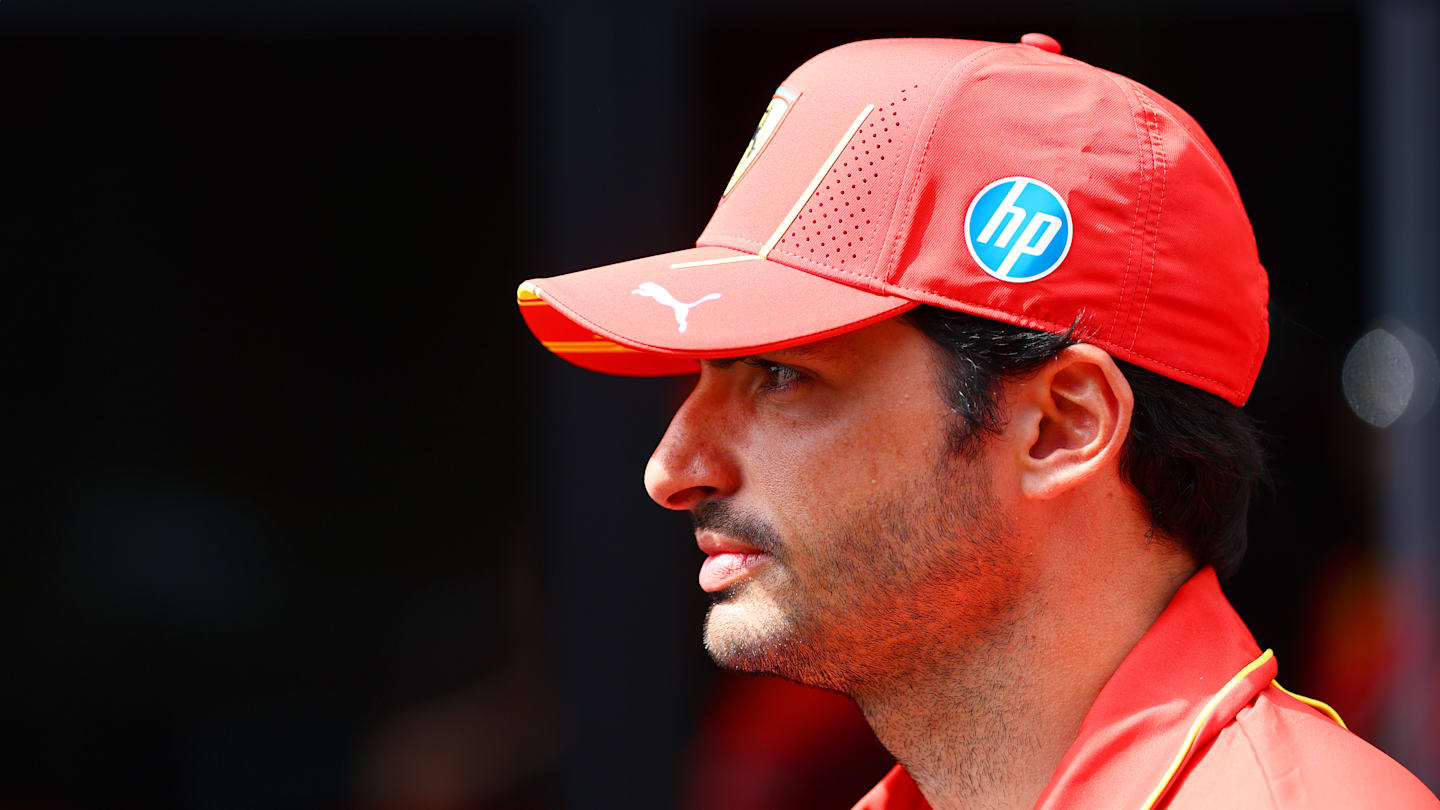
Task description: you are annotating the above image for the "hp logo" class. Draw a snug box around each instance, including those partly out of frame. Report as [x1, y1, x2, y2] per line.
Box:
[964, 177, 1073, 282]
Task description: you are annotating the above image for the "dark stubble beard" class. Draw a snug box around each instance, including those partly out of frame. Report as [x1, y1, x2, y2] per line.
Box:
[695, 446, 1024, 697]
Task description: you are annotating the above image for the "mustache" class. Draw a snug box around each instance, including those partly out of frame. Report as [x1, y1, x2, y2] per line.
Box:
[691, 501, 784, 557]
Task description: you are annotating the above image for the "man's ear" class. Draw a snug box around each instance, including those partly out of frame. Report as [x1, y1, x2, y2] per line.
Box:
[1008, 344, 1134, 500]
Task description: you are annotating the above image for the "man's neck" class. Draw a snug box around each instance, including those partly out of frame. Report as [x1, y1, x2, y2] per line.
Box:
[852, 559, 1194, 810]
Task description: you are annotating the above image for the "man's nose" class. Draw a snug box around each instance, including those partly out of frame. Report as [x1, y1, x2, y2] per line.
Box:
[643, 386, 740, 511]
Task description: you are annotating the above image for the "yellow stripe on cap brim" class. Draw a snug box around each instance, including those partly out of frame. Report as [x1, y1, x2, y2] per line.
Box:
[541, 340, 640, 354]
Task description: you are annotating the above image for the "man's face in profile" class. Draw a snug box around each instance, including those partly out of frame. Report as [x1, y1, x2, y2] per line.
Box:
[644, 317, 1030, 694]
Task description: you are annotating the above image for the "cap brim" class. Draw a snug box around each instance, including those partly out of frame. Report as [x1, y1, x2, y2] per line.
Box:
[518, 246, 916, 376]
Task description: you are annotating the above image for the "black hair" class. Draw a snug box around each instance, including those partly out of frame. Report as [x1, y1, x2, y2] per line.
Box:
[904, 304, 1267, 580]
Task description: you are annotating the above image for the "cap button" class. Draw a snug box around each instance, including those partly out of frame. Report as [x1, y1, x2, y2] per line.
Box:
[1020, 32, 1062, 54]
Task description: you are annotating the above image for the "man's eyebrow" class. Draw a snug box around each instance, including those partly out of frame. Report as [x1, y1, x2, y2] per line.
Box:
[702, 343, 836, 369]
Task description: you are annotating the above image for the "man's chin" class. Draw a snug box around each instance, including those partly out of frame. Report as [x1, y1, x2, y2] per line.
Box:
[702, 625, 771, 674]
[702, 595, 794, 671]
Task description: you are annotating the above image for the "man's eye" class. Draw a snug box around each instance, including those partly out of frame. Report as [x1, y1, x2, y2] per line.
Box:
[743, 358, 804, 392]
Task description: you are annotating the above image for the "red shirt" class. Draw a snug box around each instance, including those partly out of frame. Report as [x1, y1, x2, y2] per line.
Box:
[851, 568, 1439, 809]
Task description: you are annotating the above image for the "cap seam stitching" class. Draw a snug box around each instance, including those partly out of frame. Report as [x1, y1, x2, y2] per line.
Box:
[1093, 66, 1245, 214]
[1131, 86, 1168, 351]
[1147, 89, 1250, 214]
[1097, 69, 1148, 348]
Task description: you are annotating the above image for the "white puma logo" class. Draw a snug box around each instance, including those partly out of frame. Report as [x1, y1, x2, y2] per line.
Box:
[632, 281, 722, 333]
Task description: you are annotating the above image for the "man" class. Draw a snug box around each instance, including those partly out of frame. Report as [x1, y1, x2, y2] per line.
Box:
[515, 35, 1439, 809]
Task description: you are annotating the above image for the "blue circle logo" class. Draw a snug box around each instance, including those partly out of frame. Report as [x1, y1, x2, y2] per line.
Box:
[963, 177, 1073, 283]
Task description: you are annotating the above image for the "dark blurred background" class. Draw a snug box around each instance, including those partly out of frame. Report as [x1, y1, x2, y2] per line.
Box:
[3, 0, 1437, 808]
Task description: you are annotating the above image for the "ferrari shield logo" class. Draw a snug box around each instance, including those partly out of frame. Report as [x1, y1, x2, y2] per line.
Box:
[723, 86, 798, 197]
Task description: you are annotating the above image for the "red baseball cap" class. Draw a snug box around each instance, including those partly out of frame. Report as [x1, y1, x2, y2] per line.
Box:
[517, 35, 1269, 405]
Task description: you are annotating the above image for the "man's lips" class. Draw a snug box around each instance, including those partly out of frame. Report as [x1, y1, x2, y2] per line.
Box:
[696, 532, 774, 593]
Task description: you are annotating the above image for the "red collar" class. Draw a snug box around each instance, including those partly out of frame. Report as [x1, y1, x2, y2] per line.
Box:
[853, 568, 1279, 810]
